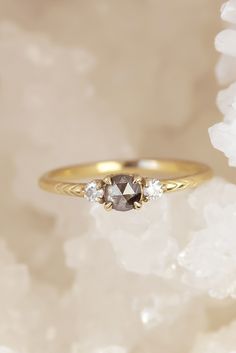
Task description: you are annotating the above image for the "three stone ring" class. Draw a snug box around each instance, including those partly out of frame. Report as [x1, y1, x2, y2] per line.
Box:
[39, 159, 213, 212]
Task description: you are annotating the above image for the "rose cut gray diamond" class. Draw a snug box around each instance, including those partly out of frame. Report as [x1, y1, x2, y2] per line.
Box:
[104, 174, 142, 212]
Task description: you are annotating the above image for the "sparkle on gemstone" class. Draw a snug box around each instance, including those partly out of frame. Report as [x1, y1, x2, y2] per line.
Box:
[143, 179, 163, 200]
[85, 181, 104, 202]
[104, 174, 142, 212]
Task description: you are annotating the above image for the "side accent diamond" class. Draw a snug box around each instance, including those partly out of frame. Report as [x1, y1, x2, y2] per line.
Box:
[85, 181, 104, 202]
[143, 179, 163, 200]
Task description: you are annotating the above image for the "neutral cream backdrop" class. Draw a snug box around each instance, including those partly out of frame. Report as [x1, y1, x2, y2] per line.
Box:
[0, 0, 230, 178]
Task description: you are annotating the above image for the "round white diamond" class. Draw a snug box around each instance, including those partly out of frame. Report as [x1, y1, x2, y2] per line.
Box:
[85, 181, 104, 202]
[143, 179, 163, 200]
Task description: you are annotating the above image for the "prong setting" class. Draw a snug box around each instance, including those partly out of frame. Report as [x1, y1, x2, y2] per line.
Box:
[96, 196, 105, 204]
[142, 196, 149, 203]
[85, 175, 163, 211]
[103, 176, 112, 185]
[133, 175, 143, 184]
[104, 201, 113, 211]
[134, 201, 142, 209]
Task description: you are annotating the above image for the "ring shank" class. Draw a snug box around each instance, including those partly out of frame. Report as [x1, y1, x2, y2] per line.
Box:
[39, 159, 213, 197]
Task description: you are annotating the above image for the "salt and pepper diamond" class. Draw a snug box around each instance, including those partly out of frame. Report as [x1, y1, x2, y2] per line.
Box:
[104, 174, 142, 212]
[84, 175, 163, 211]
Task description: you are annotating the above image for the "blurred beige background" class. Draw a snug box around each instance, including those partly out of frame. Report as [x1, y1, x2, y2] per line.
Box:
[0, 0, 231, 179]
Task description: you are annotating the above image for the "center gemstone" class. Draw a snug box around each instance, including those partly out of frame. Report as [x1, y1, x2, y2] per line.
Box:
[104, 174, 142, 212]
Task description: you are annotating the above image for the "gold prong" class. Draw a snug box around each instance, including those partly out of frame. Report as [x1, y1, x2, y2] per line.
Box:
[103, 176, 112, 185]
[142, 196, 149, 203]
[104, 202, 113, 211]
[134, 201, 142, 209]
[96, 197, 105, 204]
[96, 180, 104, 189]
[133, 175, 142, 184]
[161, 184, 167, 192]
[144, 178, 150, 188]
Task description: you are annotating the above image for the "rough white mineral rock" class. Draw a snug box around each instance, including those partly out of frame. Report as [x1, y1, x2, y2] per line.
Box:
[210, 0, 236, 166]
[191, 320, 236, 353]
[0, 0, 235, 352]
[179, 179, 236, 299]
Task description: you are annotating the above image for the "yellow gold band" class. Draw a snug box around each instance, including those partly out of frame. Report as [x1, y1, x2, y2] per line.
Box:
[39, 159, 213, 197]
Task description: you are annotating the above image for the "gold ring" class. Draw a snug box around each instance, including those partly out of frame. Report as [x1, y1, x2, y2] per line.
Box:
[39, 159, 213, 212]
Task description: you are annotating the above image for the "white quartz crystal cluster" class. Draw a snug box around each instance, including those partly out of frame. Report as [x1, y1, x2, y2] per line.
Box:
[209, 0, 236, 166]
[0, 0, 236, 352]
